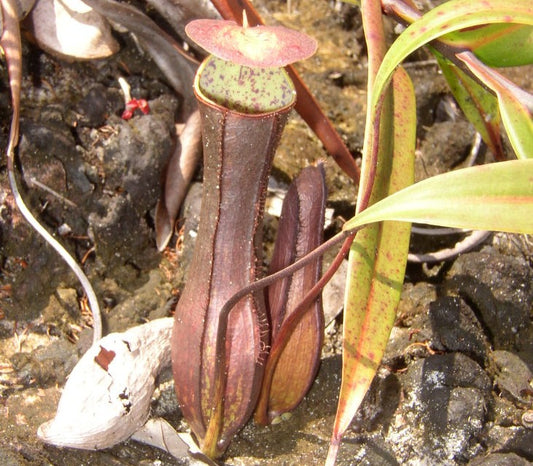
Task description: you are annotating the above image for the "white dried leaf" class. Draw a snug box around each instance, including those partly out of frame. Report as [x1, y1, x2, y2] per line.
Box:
[25, 0, 119, 60]
[132, 418, 217, 465]
[131, 418, 190, 460]
[38, 318, 173, 449]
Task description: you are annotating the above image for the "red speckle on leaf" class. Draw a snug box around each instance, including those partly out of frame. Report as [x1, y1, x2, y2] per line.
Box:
[185, 19, 317, 68]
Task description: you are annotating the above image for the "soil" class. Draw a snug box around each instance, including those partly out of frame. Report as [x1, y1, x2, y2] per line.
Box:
[1, 0, 532, 465]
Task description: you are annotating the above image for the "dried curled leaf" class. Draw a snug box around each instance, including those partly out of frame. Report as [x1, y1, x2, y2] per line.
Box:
[38, 318, 173, 449]
[24, 0, 118, 60]
[155, 110, 202, 251]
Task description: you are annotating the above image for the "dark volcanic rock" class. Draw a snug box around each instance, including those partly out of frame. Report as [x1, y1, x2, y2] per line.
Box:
[397, 353, 490, 463]
[429, 295, 490, 365]
[444, 249, 532, 355]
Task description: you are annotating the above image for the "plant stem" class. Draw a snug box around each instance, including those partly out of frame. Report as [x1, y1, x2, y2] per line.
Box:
[217, 230, 353, 324]
[207, 228, 356, 435]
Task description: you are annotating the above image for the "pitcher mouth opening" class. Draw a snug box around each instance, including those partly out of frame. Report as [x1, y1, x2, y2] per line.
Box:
[194, 55, 296, 115]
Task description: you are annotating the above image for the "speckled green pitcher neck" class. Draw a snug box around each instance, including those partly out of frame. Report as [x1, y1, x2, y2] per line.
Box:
[194, 55, 296, 114]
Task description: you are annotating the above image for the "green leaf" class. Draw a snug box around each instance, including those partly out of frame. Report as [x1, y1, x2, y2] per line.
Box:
[442, 24, 533, 67]
[433, 51, 504, 159]
[435, 52, 503, 158]
[328, 67, 416, 464]
[343, 159, 533, 234]
[456, 51, 533, 160]
[371, 0, 533, 116]
[497, 93, 533, 160]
